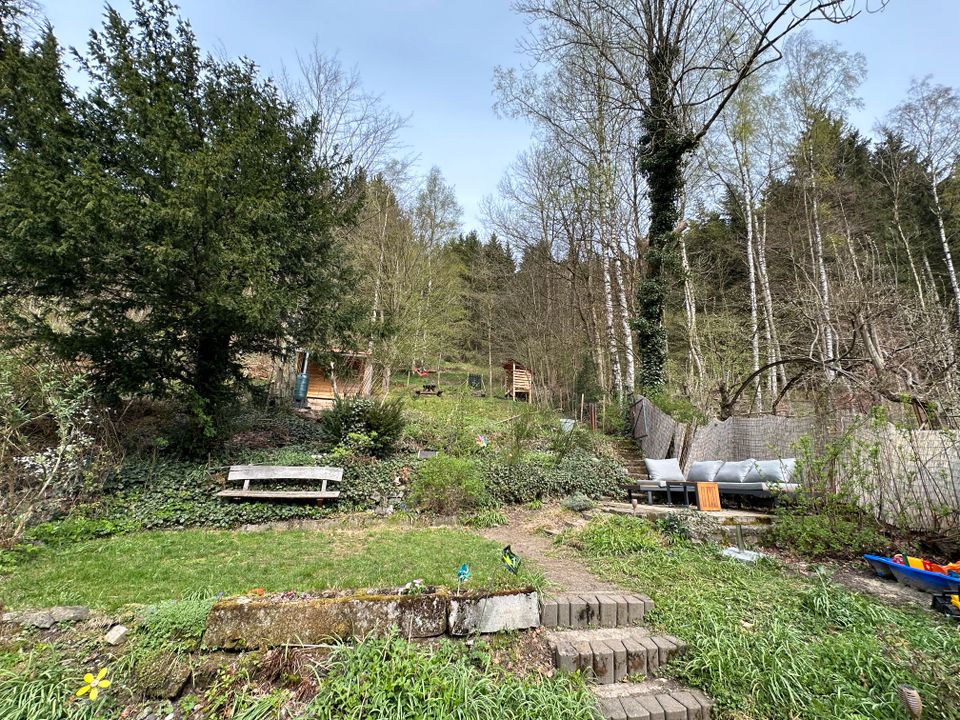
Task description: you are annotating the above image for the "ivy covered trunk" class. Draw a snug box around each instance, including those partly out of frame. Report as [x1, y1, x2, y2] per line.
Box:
[635, 46, 694, 390]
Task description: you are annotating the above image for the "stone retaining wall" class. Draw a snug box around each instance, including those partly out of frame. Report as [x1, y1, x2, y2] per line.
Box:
[202, 587, 540, 649]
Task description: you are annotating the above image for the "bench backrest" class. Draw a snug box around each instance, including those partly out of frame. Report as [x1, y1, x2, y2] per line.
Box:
[227, 465, 343, 483]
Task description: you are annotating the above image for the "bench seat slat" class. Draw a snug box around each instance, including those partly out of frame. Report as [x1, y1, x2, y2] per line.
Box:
[217, 490, 341, 500]
[227, 465, 343, 482]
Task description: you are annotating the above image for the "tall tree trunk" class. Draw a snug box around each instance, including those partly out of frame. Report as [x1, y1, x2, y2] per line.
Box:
[741, 180, 761, 408]
[635, 102, 692, 389]
[614, 254, 636, 395]
[931, 180, 960, 328]
[754, 203, 784, 397]
[602, 253, 623, 399]
[894, 207, 926, 312]
[677, 228, 704, 386]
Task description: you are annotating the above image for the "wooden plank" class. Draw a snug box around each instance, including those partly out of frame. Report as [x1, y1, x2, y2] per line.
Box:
[217, 490, 341, 500]
[227, 465, 343, 482]
[696, 482, 722, 512]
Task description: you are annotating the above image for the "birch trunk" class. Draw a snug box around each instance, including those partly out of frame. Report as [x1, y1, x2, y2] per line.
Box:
[677, 229, 704, 385]
[754, 204, 784, 396]
[931, 181, 960, 328]
[741, 180, 762, 408]
[602, 253, 623, 399]
[614, 255, 636, 394]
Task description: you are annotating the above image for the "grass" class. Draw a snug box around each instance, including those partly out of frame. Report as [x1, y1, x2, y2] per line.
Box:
[0, 526, 541, 610]
[568, 516, 960, 720]
[299, 632, 599, 719]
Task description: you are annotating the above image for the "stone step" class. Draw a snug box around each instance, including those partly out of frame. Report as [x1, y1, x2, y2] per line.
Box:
[540, 591, 654, 630]
[593, 682, 713, 720]
[546, 628, 686, 684]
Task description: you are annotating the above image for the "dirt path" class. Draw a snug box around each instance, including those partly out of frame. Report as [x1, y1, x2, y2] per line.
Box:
[479, 506, 618, 592]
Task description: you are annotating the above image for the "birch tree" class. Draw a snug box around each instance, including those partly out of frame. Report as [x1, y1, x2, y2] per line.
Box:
[511, 0, 870, 389]
[887, 77, 960, 328]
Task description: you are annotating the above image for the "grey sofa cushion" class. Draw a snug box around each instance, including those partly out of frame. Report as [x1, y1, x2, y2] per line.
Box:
[644, 457, 684, 484]
[745, 458, 797, 484]
[688, 460, 724, 483]
[713, 459, 754, 483]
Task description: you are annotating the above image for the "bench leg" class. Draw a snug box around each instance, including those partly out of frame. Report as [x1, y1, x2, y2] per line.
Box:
[646, 490, 653, 505]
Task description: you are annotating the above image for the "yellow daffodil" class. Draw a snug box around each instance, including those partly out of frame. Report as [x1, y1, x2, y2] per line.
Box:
[76, 668, 110, 701]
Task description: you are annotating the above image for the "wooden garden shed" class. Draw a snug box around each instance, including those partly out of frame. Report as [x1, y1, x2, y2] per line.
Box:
[295, 349, 372, 410]
[503, 360, 533, 402]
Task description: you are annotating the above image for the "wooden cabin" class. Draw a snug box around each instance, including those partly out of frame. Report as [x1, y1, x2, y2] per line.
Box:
[503, 360, 533, 402]
[295, 349, 372, 410]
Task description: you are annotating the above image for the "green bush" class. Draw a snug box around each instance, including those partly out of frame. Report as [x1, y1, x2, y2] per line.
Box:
[561, 493, 596, 512]
[26, 515, 140, 547]
[318, 396, 406, 458]
[409, 455, 488, 514]
[573, 515, 660, 556]
[480, 452, 624, 504]
[770, 501, 891, 560]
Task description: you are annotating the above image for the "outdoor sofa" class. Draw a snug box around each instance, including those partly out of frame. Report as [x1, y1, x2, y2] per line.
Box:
[641, 457, 798, 500]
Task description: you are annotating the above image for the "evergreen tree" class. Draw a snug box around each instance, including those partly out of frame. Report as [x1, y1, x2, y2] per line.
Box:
[0, 0, 362, 442]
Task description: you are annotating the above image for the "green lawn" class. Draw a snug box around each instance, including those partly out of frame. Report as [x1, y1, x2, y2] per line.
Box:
[1, 526, 540, 610]
[570, 516, 960, 720]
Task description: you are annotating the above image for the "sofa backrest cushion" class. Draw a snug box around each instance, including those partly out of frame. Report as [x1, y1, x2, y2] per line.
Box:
[644, 457, 684, 483]
[713, 459, 755, 484]
[745, 458, 796, 484]
[688, 460, 725, 483]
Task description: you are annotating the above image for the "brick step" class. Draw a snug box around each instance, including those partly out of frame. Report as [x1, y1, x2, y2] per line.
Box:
[594, 681, 713, 720]
[547, 628, 686, 684]
[540, 591, 654, 629]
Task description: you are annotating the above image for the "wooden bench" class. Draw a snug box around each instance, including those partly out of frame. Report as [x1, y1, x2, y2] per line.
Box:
[217, 465, 342, 502]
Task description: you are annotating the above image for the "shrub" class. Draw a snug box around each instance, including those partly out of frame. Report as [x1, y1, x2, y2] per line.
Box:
[26, 515, 140, 547]
[770, 501, 891, 560]
[572, 515, 660, 556]
[409, 455, 488, 514]
[318, 396, 405, 458]
[480, 452, 624, 505]
[561, 493, 596, 512]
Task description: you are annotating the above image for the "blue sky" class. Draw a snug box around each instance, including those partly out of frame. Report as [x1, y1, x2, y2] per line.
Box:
[38, 0, 960, 232]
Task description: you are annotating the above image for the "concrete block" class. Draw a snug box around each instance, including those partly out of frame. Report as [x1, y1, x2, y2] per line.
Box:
[557, 597, 571, 627]
[569, 596, 588, 628]
[656, 694, 687, 720]
[619, 696, 653, 720]
[621, 637, 647, 676]
[637, 695, 667, 720]
[540, 598, 558, 628]
[604, 639, 628, 682]
[651, 635, 677, 666]
[592, 641, 615, 684]
[639, 637, 660, 671]
[672, 691, 704, 720]
[626, 595, 645, 624]
[612, 595, 630, 626]
[599, 698, 628, 720]
[573, 640, 594, 678]
[554, 642, 579, 673]
[599, 597, 618, 628]
[581, 594, 601, 626]
[448, 591, 539, 635]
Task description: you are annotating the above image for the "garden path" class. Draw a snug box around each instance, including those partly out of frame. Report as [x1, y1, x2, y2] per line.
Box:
[478, 506, 618, 592]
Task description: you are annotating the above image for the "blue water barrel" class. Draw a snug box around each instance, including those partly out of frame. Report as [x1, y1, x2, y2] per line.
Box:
[293, 372, 309, 403]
